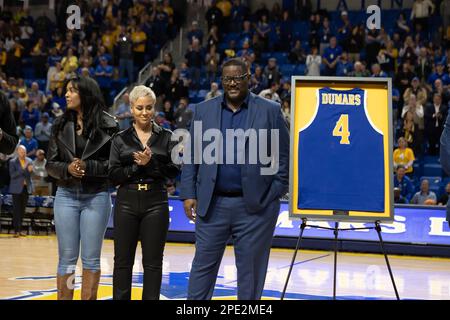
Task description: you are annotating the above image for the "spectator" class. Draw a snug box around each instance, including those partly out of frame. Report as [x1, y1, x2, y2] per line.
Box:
[394, 187, 408, 204]
[166, 179, 179, 196]
[289, 40, 306, 64]
[348, 61, 370, 77]
[281, 99, 291, 128]
[395, 62, 415, 102]
[263, 57, 281, 87]
[433, 78, 450, 106]
[236, 40, 253, 61]
[205, 44, 221, 82]
[337, 11, 352, 51]
[51, 102, 64, 118]
[255, 14, 271, 51]
[114, 93, 132, 130]
[21, 101, 40, 130]
[224, 39, 237, 60]
[336, 52, 353, 76]
[399, 35, 418, 66]
[404, 77, 428, 106]
[410, 0, 435, 36]
[184, 38, 204, 90]
[61, 48, 78, 75]
[348, 24, 365, 62]
[240, 20, 254, 44]
[319, 17, 334, 54]
[416, 47, 433, 83]
[34, 112, 52, 153]
[425, 93, 448, 155]
[187, 20, 204, 45]
[9, 144, 33, 237]
[402, 110, 417, 148]
[279, 81, 291, 102]
[250, 65, 268, 94]
[162, 100, 175, 125]
[395, 12, 411, 40]
[259, 82, 281, 103]
[28, 82, 47, 109]
[30, 38, 47, 79]
[365, 25, 382, 66]
[205, 0, 223, 31]
[49, 62, 66, 93]
[377, 41, 397, 75]
[438, 183, 450, 205]
[95, 56, 114, 106]
[322, 36, 342, 76]
[117, 26, 134, 84]
[145, 66, 165, 99]
[20, 125, 38, 160]
[158, 52, 176, 85]
[394, 165, 415, 202]
[166, 68, 189, 106]
[174, 97, 193, 129]
[306, 46, 322, 76]
[205, 82, 222, 101]
[32, 149, 50, 196]
[278, 10, 293, 52]
[371, 63, 388, 77]
[411, 179, 437, 205]
[393, 137, 415, 175]
[402, 94, 425, 156]
[428, 62, 450, 88]
[206, 25, 220, 50]
[131, 24, 147, 70]
[155, 111, 172, 130]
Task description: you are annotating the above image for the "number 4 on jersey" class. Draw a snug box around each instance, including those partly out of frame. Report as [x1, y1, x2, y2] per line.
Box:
[333, 114, 350, 144]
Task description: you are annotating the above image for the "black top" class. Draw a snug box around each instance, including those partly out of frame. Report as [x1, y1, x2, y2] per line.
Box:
[75, 132, 87, 158]
[46, 112, 119, 194]
[108, 122, 180, 187]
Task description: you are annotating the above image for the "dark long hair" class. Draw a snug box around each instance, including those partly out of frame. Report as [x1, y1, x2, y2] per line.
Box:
[56, 76, 107, 137]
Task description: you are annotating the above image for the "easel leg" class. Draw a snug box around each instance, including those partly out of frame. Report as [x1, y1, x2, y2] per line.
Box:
[333, 222, 339, 300]
[281, 218, 307, 300]
[375, 221, 400, 300]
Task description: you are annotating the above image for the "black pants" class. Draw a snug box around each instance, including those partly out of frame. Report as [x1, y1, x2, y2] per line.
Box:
[113, 186, 169, 300]
[12, 187, 28, 233]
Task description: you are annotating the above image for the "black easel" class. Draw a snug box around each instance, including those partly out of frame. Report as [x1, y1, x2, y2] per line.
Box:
[280, 218, 400, 300]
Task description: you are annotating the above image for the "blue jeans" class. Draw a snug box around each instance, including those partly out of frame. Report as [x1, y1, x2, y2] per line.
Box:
[54, 187, 112, 276]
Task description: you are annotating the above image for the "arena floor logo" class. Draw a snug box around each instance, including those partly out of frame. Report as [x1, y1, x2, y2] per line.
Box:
[6, 272, 386, 300]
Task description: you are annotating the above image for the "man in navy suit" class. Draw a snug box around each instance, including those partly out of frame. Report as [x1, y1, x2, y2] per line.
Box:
[180, 58, 290, 300]
[9, 145, 34, 237]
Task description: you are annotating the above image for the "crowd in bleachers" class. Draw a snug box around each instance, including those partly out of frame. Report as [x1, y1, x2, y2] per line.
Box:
[181, 0, 450, 206]
[1, 0, 450, 207]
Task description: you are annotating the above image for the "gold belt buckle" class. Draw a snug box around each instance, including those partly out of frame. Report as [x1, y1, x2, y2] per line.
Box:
[138, 184, 148, 191]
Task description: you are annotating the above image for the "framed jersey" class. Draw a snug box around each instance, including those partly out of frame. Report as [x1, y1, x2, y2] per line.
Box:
[289, 77, 394, 222]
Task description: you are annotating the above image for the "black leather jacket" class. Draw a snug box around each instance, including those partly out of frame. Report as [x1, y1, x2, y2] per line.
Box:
[108, 122, 180, 186]
[46, 112, 119, 193]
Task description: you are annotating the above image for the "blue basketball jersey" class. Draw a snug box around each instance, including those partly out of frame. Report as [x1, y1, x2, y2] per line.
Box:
[297, 87, 385, 212]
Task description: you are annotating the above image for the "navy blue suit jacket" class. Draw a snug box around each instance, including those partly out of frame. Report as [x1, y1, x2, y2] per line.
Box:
[8, 157, 33, 194]
[180, 92, 290, 217]
[440, 110, 450, 221]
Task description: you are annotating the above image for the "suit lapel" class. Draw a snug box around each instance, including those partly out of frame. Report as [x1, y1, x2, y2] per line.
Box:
[244, 93, 257, 143]
[57, 121, 75, 157]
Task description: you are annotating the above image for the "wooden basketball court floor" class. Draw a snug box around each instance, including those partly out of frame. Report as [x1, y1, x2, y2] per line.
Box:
[1, 234, 449, 300]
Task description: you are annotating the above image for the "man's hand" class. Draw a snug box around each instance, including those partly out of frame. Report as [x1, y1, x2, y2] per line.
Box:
[183, 199, 197, 221]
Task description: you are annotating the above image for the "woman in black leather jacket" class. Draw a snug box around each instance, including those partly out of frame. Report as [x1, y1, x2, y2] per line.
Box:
[46, 76, 119, 300]
[109, 85, 179, 300]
